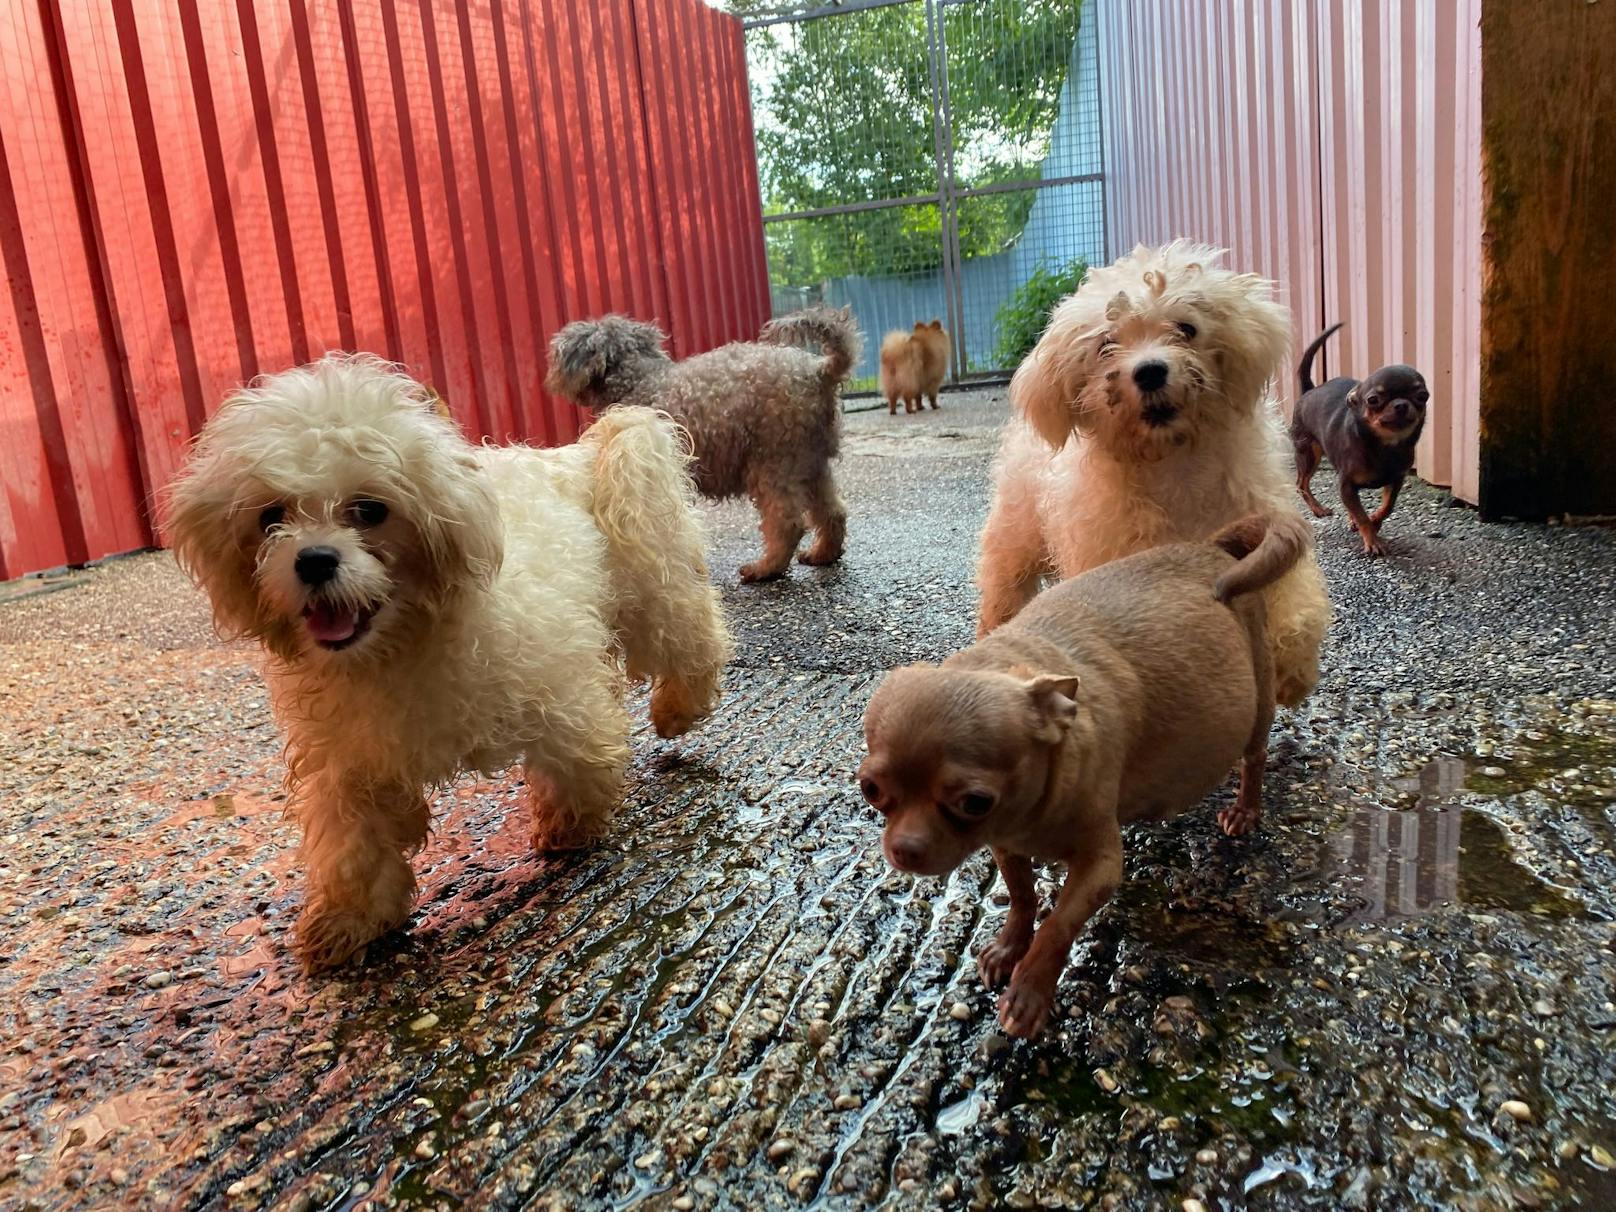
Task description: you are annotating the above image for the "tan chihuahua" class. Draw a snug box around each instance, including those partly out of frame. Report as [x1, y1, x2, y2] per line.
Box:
[858, 513, 1311, 1039]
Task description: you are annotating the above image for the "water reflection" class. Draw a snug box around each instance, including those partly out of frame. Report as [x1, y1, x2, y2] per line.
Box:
[1332, 756, 1586, 919]
[1332, 805, 1461, 918]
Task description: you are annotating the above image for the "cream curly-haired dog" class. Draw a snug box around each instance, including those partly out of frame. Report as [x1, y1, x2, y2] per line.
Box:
[165, 355, 731, 971]
[978, 241, 1330, 706]
[545, 306, 860, 583]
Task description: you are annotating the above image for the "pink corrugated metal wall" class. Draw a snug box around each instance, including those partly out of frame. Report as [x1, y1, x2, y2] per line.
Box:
[0, 0, 768, 580]
[1097, 0, 1482, 500]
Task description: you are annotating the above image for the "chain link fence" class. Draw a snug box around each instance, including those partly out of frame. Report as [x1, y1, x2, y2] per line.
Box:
[731, 0, 1105, 390]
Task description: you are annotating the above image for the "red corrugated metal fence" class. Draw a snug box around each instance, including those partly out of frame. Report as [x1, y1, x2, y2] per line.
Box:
[1097, 0, 1483, 502]
[0, 0, 768, 580]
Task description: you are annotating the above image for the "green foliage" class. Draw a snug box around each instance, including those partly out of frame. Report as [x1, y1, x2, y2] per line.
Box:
[992, 257, 1087, 367]
[738, 0, 1082, 288]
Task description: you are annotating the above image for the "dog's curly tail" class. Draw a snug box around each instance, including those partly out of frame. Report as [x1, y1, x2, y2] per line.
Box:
[759, 304, 864, 383]
[1210, 512, 1313, 603]
[1297, 321, 1344, 394]
[582, 405, 732, 702]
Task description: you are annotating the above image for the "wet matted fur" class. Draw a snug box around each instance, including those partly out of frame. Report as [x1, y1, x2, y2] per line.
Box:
[976, 241, 1330, 707]
[164, 355, 732, 971]
[545, 306, 862, 582]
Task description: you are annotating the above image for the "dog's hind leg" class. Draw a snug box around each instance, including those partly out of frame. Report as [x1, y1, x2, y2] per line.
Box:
[525, 674, 631, 851]
[1220, 607, 1274, 838]
[295, 772, 429, 972]
[740, 485, 807, 583]
[586, 401, 731, 735]
[1264, 560, 1329, 707]
[799, 467, 847, 567]
[1293, 438, 1332, 517]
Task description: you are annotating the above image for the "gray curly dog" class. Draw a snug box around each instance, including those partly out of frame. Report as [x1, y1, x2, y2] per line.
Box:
[546, 306, 862, 583]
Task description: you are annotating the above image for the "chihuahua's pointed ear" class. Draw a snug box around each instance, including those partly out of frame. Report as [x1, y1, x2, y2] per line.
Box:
[1346, 385, 1360, 406]
[1023, 673, 1080, 744]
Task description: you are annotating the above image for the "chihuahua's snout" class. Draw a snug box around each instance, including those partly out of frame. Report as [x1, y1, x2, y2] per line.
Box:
[295, 546, 342, 586]
[884, 833, 930, 874]
[1132, 359, 1169, 393]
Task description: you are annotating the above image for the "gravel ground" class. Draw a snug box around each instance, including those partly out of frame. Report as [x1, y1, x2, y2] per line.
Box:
[2, 388, 1615, 1212]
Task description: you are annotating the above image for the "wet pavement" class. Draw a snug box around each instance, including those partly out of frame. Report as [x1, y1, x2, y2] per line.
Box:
[3, 388, 1616, 1211]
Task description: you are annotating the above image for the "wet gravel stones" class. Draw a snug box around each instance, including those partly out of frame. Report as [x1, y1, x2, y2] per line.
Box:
[2, 390, 1615, 1210]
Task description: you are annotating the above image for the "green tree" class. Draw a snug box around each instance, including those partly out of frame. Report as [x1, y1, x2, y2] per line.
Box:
[733, 0, 1082, 287]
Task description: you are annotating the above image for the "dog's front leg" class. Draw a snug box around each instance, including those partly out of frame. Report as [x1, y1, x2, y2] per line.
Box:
[978, 848, 1038, 988]
[999, 822, 1122, 1039]
[976, 502, 1047, 636]
[1369, 478, 1403, 530]
[1338, 479, 1386, 556]
[295, 772, 429, 972]
[524, 678, 631, 851]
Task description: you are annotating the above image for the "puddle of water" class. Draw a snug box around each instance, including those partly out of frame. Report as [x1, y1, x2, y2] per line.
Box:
[1242, 1150, 1321, 1195]
[934, 1088, 988, 1136]
[1333, 800, 1586, 921]
[735, 779, 836, 827]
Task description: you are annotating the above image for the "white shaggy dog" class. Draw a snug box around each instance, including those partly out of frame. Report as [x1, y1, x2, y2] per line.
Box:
[165, 355, 732, 971]
[977, 242, 1330, 706]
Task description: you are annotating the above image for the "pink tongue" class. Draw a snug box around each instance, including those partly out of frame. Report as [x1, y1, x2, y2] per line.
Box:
[305, 603, 359, 643]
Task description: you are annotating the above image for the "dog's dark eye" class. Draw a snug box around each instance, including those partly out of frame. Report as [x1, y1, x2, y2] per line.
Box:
[257, 505, 285, 532]
[957, 792, 995, 819]
[1176, 321, 1198, 340]
[1098, 339, 1118, 358]
[348, 499, 390, 527]
[859, 777, 881, 805]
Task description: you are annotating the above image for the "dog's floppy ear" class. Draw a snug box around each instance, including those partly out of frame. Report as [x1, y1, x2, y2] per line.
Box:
[404, 442, 505, 605]
[162, 393, 285, 641]
[1010, 338, 1092, 450]
[545, 317, 667, 403]
[1011, 287, 1105, 448]
[163, 439, 265, 640]
[1021, 673, 1080, 744]
[1208, 274, 1292, 412]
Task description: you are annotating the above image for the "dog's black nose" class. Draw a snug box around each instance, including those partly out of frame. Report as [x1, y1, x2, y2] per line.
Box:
[295, 546, 342, 586]
[1132, 360, 1169, 392]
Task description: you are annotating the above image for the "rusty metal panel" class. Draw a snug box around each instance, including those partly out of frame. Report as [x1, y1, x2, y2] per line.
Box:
[0, 0, 769, 580]
[0, 0, 150, 576]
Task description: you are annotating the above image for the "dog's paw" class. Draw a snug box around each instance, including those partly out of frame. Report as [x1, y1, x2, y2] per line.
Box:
[977, 926, 1032, 989]
[998, 965, 1057, 1040]
[530, 819, 605, 853]
[1307, 502, 1334, 518]
[738, 560, 787, 583]
[1217, 800, 1260, 837]
[650, 677, 712, 739]
[1360, 532, 1388, 557]
[296, 903, 396, 973]
[796, 545, 841, 567]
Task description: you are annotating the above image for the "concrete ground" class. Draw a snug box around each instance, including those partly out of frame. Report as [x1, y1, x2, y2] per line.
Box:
[3, 388, 1615, 1212]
